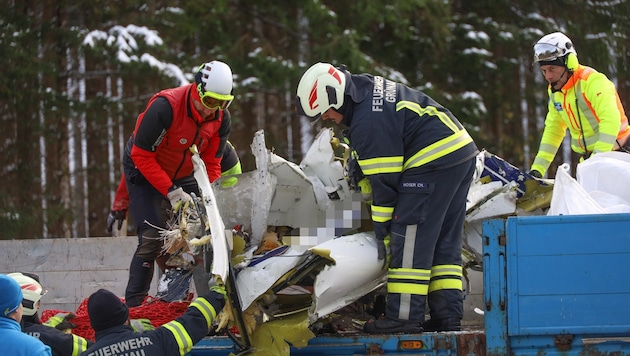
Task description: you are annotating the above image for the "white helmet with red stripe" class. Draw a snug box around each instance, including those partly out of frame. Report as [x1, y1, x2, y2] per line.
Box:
[296, 63, 347, 123]
[8, 272, 46, 316]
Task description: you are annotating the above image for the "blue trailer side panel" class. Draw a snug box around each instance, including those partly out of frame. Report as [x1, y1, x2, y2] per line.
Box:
[501, 213, 630, 354]
[506, 214, 630, 336]
[483, 219, 508, 356]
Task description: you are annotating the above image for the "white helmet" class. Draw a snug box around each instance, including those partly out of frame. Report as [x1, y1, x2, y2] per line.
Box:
[8, 272, 46, 316]
[533, 32, 577, 66]
[296, 63, 347, 123]
[194, 60, 234, 99]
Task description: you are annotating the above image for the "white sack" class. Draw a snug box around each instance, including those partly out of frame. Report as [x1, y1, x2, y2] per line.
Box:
[548, 152, 630, 215]
[548, 163, 605, 215]
[577, 151, 630, 213]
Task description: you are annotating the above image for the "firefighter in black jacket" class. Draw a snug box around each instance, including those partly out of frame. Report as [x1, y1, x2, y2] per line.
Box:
[80, 287, 225, 356]
[8, 272, 92, 356]
[296, 63, 479, 334]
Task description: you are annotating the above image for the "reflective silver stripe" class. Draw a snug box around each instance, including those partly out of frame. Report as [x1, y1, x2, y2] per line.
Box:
[398, 224, 417, 319]
[389, 269, 432, 279]
[358, 157, 403, 175]
[430, 265, 463, 277]
[401, 224, 417, 269]
[573, 82, 600, 150]
[371, 205, 394, 222]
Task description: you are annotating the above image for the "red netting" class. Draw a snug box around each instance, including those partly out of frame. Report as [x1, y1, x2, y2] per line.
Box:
[41, 296, 191, 341]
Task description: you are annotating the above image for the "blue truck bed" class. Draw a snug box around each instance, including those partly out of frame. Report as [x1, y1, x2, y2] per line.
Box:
[485, 213, 630, 355]
[189, 213, 630, 355]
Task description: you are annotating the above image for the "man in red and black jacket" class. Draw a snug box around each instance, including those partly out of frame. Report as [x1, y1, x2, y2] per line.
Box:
[121, 60, 235, 307]
[106, 140, 242, 234]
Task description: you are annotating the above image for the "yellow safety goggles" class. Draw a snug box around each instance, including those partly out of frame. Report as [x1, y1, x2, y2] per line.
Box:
[200, 90, 234, 110]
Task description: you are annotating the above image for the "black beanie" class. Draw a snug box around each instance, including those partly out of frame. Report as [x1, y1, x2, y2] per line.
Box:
[538, 57, 565, 67]
[88, 289, 129, 332]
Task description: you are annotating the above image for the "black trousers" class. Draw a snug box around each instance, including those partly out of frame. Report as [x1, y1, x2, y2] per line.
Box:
[386, 157, 476, 323]
[123, 170, 199, 306]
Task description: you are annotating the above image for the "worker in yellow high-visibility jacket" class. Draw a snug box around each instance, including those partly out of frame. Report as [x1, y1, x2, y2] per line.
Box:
[529, 31, 630, 178]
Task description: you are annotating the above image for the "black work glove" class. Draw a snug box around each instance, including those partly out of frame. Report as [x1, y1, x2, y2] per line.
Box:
[44, 312, 77, 332]
[375, 234, 391, 270]
[106, 209, 127, 234]
[206, 283, 227, 312]
[374, 222, 391, 261]
[376, 238, 387, 261]
[528, 170, 542, 179]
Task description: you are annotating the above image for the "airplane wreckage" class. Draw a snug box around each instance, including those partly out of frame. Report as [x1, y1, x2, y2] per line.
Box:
[156, 128, 553, 354]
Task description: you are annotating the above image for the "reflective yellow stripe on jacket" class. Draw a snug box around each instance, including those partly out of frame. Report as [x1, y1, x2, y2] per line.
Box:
[361, 100, 474, 223]
[162, 321, 194, 356]
[357, 157, 401, 224]
[162, 297, 218, 355]
[71, 334, 89, 356]
[396, 101, 474, 170]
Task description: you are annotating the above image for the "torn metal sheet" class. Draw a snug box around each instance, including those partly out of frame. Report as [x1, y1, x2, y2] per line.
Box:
[236, 246, 306, 310]
[309, 232, 387, 323]
[234, 231, 387, 325]
[212, 128, 349, 247]
[466, 181, 518, 223]
[299, 128, 350, 201]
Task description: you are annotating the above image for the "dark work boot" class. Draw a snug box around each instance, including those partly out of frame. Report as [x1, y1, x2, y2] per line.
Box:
[125, 256, 154, 307]
[422, 317, 461, 332]
[426, 289, 463, 332]
[363, 317, 423, 334]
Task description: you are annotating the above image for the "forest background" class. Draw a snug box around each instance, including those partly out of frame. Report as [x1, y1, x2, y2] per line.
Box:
[2, 0, 629, 239]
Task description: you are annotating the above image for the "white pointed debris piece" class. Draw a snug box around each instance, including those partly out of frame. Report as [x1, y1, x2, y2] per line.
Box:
[190, 145, 229, 282]
[249, 130, 275, 247]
